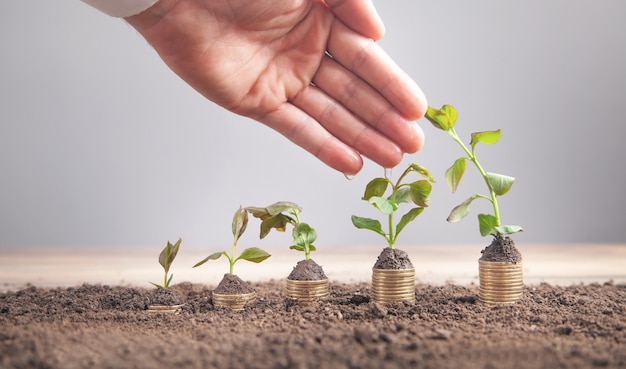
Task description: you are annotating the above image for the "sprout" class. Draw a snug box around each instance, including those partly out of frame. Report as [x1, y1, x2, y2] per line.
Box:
[193, 206, 271, 274]
[351, 163, 435, 248]
[151, 238, 181, 289]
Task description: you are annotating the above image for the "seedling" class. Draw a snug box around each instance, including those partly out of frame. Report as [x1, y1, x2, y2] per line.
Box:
[246, 201, 317, 260]
[193, 206, 271, 274]
[425, 104, 523, 237]
[351, 164, 435, 248]
[151, 238, 182, 289]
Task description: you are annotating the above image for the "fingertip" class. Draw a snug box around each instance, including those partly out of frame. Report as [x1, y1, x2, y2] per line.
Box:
[318, 144, 364, 176]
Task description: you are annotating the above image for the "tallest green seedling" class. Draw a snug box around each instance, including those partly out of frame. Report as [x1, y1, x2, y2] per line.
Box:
[425, 104, 522, 237]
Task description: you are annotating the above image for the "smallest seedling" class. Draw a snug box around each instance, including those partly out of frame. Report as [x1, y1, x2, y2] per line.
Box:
[151, 238, 182, 289]
[193, 206, 271, 274]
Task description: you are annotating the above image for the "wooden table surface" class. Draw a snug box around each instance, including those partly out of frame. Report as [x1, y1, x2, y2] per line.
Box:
[1, 244, 625, 292]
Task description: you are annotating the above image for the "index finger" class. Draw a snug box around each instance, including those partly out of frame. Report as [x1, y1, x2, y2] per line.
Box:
[326, 20, 427, 121]
[323, 0, 385, 40]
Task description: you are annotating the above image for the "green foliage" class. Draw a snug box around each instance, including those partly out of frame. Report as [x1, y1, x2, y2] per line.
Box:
[193, 206, 271, 275]
[351, 163, 435, 249]
[246, 201, 318, 260]
[151, 238, 181, 289]
[425, 104, 523, 237]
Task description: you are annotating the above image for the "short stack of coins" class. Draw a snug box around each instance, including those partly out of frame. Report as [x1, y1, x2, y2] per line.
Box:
[371, 268, 416, 304]
[286, 278, 330, 302]
[212, 291, 257, 311]
[478, 260, 524, 304]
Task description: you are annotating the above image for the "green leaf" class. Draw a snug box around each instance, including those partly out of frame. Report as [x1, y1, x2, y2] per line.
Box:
[369, 196, 398, 214]
[363, 178, 389, 201]
[409, 163, 436, 182]
[165, 273, 173, 288]
[445, 158, 466, 193]
[236, 247, 271, 263]
[292, 223, 317, 247]
[289, 244, 317, 252]
[289, 245, 305, 252]
[486, 172, 515, 196]
[259, 214, 292, 238]
[447, 195, 480, 222]
[470, 129, 501, 151]
[394, 187, 412, 205]
[351, 215, 386, 237]
[265, 201, 301, 216]
[395, 207, 425, 237]
[478, 214, 499, 237]
[158, 237, 181, 272]
[150, 282, 164, 289]
[495, 225, 524, 235]
[193, 251, 224, 268]
[244, 206, 272, 220]
[232, 206, 248, 241]
[425, 105, 458, 131]
[408, 180, 432, 207]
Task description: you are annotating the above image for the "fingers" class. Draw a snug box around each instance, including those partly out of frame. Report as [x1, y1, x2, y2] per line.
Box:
[259, 102, 365, 175]
[323, 0, 385, 40]
[327, 20, 428, 122]
[291, 84, 404, 168]
[313, 55, 424, 154]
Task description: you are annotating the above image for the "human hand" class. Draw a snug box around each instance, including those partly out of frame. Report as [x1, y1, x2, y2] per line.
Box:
[126, 0, 426, 175]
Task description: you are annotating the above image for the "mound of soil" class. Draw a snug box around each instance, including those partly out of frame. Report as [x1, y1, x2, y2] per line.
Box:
[1, 281, 625, 369]
[373, 247, 415, 269]
[480, 235, 523, 263]
[287, 259, 328, 280]
[213, 273, 254, 294]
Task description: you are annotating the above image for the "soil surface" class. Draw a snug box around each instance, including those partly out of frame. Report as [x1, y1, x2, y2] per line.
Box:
[373, 247, 415, 269]
[480, 235, 523, 263]
[287, 259, 328, 281]
[1, 281, 625, 369]
[213, 273, 254, 294]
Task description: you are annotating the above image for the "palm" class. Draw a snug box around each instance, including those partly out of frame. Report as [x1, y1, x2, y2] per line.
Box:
[128, 0, 426, 174]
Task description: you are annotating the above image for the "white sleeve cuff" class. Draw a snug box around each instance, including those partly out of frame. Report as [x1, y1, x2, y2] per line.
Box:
[81, 0, 160, 18]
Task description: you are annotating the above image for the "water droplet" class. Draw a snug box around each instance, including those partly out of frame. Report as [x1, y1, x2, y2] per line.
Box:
[384, 168, 393, 179]
[344, 173, 355, 180]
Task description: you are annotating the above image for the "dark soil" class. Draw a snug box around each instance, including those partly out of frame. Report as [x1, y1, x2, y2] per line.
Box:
[480, 235, 523, 262]
[373, 247, 415, 269]
[1, 281, 625, 369]
[287, 259, 328, 280]
[213, 273, 254, 294]
[149, 287, 183, 305]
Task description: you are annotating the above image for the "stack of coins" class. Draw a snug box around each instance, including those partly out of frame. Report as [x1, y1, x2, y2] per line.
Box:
[478, 260, 524, 304]
[147, 304, 185, 314]
[286, 278, 330, 302]
[371, 268, 416, 304]
[212, 291, 257, 311]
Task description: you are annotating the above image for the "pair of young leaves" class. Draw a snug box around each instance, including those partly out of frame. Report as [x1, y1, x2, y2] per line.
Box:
[151, 237, 182, 289]
[425, 105, 523, 237]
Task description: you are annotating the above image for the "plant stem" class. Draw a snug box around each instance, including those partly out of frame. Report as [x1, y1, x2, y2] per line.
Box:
[229, 242, 237, 275]
[448, 128, 501, 226]
[386, 167, 412, 249]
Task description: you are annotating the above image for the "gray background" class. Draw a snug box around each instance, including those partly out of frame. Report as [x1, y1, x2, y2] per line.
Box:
[1, 1, 624, 251]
